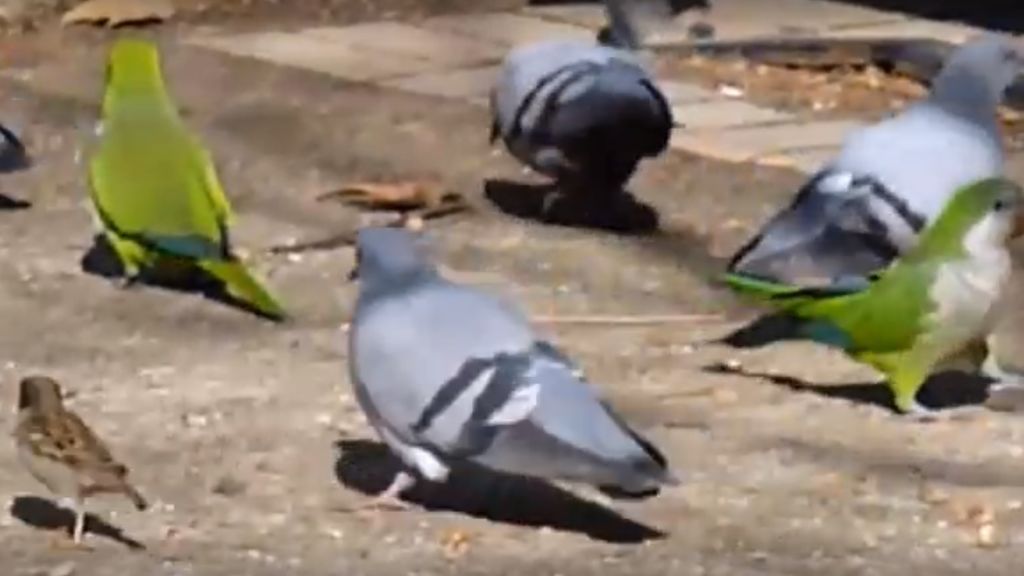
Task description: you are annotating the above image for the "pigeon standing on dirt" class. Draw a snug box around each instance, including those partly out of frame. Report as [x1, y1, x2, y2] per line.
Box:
[347, 227, 678, 509]
[728, 35, 1024, 286]
[489, 0, 681, 224]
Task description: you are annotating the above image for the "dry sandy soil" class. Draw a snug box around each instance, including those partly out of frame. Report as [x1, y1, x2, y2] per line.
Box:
[2, 3, 1024, 576]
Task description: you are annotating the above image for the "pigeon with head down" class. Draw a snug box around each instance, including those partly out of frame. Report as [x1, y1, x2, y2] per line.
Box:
[489, 0, 683, 227]
[346, 227, 678, 509]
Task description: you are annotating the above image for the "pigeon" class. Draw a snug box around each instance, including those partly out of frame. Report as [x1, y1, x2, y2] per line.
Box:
[14, 376, 148, 547]
[489, 0, 681, 220]
[728, 34, 1024, 287]
[0, 122, 28, 173]
[347, 227, 678, 508]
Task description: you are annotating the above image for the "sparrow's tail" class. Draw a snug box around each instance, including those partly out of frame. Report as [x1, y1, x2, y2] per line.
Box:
[123, 483, 149, 511]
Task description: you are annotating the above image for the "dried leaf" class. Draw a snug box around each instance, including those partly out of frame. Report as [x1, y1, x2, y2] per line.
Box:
[317, 180, 468, 220]
[62, 0, 174, 27]
[440, 529, 472, 560]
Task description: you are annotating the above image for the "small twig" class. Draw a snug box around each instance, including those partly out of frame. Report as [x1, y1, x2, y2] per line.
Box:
[268, 232, 356, 255]
[531, 313, 722, 326]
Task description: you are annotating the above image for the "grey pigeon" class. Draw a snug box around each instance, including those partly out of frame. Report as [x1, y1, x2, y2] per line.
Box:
[0, 122, 28, 174]
[489, 0, 681, 219]
[348, 227, 677, 508]
[728, 34, 1024, 286]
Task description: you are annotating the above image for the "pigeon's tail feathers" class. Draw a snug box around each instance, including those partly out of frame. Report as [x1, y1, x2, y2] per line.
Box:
[727, 170, 917, 286]
[596, 400, 680, 498]
[531, 362, 677, 495]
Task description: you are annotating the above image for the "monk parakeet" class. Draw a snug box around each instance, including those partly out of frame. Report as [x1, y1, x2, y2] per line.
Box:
[720, 177, 1024, 419]
[89, 38, 285, 320]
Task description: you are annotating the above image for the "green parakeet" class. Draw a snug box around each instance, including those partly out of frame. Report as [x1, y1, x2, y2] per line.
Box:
[719, 177, 1024, 419]
[89, 38, 285, 321]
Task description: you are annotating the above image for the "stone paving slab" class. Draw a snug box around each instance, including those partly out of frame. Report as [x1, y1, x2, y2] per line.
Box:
[657, 79, 717, 105]
[190, 31, 429, 81]
[191, 1, 989, 176]
[379, 65, 500, 105]
[189, 22, 504, 83]
[830, 18, 982, 43]
[671, 119, 858, 167]
[304, 23, 505, 67]
[762, 146, 842, 174]
[519, 4, 609, 30]
[421, 12, 593, 47]
[672, 98, 794, 129]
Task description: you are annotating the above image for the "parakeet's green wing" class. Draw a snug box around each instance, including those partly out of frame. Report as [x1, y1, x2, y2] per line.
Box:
[91, 111, 225, 260]
[793, 262, 935, 354]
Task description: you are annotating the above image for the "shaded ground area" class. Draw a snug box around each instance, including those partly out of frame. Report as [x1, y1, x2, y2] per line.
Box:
[831, 0, 1024, 35]
[2, 7, 1024, 576]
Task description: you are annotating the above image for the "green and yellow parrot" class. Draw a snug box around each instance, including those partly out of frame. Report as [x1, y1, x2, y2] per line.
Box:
[719, 177, 1024, 419]
[89, 38, 285, 321]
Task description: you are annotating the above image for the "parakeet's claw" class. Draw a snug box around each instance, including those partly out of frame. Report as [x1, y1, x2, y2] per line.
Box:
[115, 273, 140, 290]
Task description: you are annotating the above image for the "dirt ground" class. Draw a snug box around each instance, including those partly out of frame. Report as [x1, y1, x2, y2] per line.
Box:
[4, 3, 1024, 576]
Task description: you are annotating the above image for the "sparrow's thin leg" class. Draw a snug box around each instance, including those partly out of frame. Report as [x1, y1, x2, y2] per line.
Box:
[72, 500, 86, 545]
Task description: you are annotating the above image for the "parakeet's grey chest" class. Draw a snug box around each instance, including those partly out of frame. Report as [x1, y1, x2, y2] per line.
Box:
[925, 235, 1011, 350]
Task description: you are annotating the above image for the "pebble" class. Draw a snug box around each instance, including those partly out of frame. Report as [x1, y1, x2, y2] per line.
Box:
[48, 562, 75, 576]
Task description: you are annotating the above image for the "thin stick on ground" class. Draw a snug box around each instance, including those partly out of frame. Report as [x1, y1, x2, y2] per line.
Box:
[531, 313, 722, 326]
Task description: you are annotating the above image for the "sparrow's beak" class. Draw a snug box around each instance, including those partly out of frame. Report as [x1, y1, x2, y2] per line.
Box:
[347, 265, 359, 282]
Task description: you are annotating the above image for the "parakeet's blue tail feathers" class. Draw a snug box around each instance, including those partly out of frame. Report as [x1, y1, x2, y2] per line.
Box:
[199, 259, 286, 321]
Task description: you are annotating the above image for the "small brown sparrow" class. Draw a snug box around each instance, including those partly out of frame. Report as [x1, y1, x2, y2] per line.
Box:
[13, 375, 148, 546]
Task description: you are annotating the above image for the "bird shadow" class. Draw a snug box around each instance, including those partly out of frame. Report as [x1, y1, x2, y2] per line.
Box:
[9, 495, 145, 550]
[484, 179, 660, 235]
[0, 194, 30, 210]
[332, 439, 665, 544]
[79, 234, 283, 322]
[704, 362, 992, 414]
[0, 123, 30, 174]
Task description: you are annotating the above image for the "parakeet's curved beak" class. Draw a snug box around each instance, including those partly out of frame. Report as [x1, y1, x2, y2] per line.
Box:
[1013, 208, 1024, 238]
